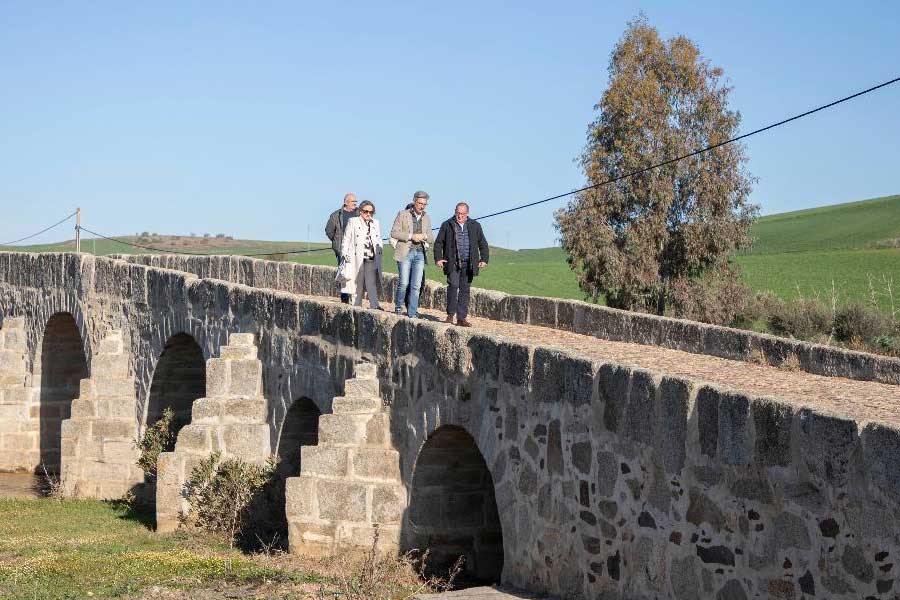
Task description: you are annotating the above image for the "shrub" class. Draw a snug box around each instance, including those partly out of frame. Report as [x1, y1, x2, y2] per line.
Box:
[833, 302, 891, 344]
[183, 453, 275, 547]
[135, 407, 175, 479]
[765, 297, 832, 341]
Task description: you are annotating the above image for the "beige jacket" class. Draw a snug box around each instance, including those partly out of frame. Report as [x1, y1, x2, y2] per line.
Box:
[389, 209, 434, 261]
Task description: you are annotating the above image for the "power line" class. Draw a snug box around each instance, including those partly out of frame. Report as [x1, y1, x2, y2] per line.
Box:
[25, 76, 899, 259]
[474, 75, 900, 222]
[0, 211, 77, 246]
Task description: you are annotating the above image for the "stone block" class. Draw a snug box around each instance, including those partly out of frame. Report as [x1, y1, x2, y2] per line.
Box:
[625, 369, 658, 446]
[319, 414, 371, 446]
[285, 475, 317, 517]
[302, 445, 349, 477]
[657, 376, 691, 474]
[61, 419, 91, 440]
[317, 479, 367, 521]
[228, 332, 255, 347]
[175, 425, 211, 452]
[797, 410, 859, 487]
[701, 325, 751, 361]
[351, 448, 401, 481]
[98, 335, 123, 355]
[355, 362, 378, 379]
[332, 396, 381, 414]
[501, 295, 529, 324]
[289, 520, 336, 556]
[752, 398, 793, 467]
[220, 424, 269, 458]
[471, 289, 505, 320]
[2, 433, 35, 451]
[98, 397, 136, 420]
[221, 397, 267, 423]
[92, 420, 134, 439]
[371, 484, 405, 524]
[206, 358, 230, 398]
[365, 413, 391, 447]
[273, 294, 300, 331]
[219, 345, 257, 360]
[862, 423, 900, 502]
[93, 377, 135, 398]
[70, 399, 96, 419]
[499, 342, 531, 387]
[191, 398, 223, 422]
[598, 363, 631, 433]
[0, 351, 26, 374]
[717, 392, 751, 466]
[91, 354, 129, 378]
[579, 305, 631, 342]
[228, 359, 262, 397]
[344, 377, 379, 399]
[695, 385, 720, 459]
[527, 297, 557, 327]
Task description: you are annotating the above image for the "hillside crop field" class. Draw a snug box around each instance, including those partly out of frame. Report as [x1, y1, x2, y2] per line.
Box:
[3, 194, 898, 312]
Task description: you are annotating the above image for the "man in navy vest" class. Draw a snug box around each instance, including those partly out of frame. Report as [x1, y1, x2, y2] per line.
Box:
[434, 202, 489, 327]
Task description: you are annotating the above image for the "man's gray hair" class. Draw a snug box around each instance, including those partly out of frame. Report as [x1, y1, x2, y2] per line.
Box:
[455, 202, 470, 212]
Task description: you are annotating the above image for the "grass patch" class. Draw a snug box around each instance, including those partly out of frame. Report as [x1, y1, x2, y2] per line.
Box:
[0, 498, 315, 599]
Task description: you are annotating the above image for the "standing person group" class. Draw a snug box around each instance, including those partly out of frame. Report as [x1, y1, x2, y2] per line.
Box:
[325, 191, 489, 326]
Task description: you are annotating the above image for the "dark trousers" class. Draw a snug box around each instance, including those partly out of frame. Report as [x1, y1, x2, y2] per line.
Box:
[335, 252, 350, 304]
[447, 261, 474, 320]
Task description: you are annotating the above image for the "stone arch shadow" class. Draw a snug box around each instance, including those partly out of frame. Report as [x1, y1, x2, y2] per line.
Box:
[137, 332, 206, 510]
[37, 312, 89, 477]
[402, 423, 506, 586]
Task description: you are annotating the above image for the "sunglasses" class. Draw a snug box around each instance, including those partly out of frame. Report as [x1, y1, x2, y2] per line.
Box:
[361, 209, 374, 214]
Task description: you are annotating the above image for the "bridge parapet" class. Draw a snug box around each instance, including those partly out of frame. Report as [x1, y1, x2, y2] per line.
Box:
[113, 253, 900, 385]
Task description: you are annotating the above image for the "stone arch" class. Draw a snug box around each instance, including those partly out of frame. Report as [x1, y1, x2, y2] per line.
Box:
[144, 333, 206, 446]
[275, 396, 321, 476]
[405, 425, 504, 584]
[38, 313, 89, 474]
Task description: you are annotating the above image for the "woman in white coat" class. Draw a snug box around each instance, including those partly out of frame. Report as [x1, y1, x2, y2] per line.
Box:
[340, 200, 384, 309]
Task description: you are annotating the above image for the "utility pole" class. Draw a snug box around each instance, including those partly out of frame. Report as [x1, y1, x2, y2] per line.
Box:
[75, 207, 81, 253]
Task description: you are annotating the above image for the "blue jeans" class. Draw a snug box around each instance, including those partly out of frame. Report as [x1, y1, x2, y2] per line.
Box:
[395, 247, 425, 317]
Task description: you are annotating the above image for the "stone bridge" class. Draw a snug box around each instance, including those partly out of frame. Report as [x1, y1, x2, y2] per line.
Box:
[1, 250, 899, 599]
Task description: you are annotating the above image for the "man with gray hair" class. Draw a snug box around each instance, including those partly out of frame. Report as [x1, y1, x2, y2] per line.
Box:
[390, 190, 434, 318]
[325, 193, 358, 303]
[434, 202, 489, 326]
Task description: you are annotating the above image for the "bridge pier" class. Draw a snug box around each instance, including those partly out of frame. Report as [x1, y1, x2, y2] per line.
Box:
[285, 362, 406, 556]
[0, 317, 39, 472]
[156, 332, 272, 532]
[60, 330, 143, 498]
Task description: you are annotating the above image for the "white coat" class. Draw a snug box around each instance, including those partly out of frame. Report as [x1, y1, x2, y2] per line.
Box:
[340, 216, 384, 298]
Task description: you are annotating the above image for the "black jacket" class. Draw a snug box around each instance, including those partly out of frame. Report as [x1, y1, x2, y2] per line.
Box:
[434, 217, 489, 276]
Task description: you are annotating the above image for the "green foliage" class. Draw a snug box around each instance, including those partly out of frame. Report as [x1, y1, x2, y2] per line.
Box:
[183, 453, 275, 547]
[556, 15, 757, 319]
[135, 407, 175, 479]
[763, 297, 833, 341]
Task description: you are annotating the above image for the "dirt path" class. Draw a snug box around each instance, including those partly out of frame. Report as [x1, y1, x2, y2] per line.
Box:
[0, 472, 40, 499]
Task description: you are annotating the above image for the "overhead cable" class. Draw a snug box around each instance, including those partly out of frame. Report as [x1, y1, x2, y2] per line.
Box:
[0, 211, 77, 246]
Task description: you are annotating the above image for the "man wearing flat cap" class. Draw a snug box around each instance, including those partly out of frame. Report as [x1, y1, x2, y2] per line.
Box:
[390, 191, 434, 318]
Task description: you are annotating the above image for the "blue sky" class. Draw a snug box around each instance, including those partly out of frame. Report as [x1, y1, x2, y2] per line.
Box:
[1, 1, 898, 249]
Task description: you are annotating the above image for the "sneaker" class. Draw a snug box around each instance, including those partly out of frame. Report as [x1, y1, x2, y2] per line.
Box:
[457, 318, 473, 327]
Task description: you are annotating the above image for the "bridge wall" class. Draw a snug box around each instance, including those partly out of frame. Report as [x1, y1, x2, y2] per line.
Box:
[1, 252, 899, 599]
[114, 253, 900, 385]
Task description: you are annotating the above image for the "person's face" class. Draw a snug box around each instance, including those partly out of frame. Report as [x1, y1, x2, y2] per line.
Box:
[455, 205, 469, 224]
[360, 205, 374, 222]
[413, 197, 428, 215]
[344, 196, 357, 211]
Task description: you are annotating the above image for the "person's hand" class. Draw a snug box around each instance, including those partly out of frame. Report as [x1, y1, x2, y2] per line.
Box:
[436, 259, 447, 268]
[478, 261, 487, 268]
[411, 233, 425, 242]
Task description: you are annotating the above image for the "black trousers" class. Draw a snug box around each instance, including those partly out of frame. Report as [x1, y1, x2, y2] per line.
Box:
[447, 261, 474, 319]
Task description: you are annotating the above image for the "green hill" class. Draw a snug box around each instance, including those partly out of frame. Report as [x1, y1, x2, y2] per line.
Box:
[747, 194, 900, 254]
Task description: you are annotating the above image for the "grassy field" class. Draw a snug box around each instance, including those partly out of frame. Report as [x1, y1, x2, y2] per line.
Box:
[2, 194, 898, 310]
[0, 497, 443, 600]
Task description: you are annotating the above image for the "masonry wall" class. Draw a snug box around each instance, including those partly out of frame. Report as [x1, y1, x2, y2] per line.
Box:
[2, 251, 900, 599]
[113, 253, 900, 385]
